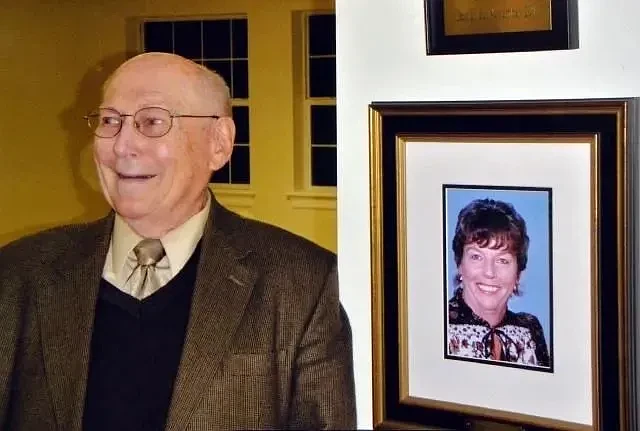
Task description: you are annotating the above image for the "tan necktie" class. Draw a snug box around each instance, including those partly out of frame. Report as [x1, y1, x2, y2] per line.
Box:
[125, 238, 166, 299]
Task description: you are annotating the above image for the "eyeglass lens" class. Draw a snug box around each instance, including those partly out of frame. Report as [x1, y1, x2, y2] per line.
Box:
[87, 107, 173, 138]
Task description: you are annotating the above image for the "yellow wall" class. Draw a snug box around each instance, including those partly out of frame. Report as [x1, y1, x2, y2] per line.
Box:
[0, 0, 337, 252]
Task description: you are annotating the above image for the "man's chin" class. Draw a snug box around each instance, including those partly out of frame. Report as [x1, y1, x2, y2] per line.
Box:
[112, 201, 152, 220]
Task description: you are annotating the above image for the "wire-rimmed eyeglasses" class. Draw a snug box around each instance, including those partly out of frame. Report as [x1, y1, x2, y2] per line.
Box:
[83, 106, 221, 138]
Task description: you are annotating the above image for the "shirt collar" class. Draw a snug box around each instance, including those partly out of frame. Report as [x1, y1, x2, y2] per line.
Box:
[111, 192, 211, 285]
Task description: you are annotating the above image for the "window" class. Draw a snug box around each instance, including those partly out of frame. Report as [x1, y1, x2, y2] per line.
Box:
[142, 18, 250, 185]
[304, 12, 337, 188]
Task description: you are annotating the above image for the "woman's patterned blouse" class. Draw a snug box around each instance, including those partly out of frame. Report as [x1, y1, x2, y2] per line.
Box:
[448, 287, 550, 368]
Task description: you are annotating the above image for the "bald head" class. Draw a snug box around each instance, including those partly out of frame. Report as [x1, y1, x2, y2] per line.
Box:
[102, 52, 232, 116]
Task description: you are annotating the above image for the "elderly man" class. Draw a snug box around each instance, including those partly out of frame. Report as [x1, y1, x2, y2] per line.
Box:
[0, 53, 356, 430]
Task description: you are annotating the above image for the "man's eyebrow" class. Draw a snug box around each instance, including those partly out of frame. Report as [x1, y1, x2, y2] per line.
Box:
[95, 105, 117, 112]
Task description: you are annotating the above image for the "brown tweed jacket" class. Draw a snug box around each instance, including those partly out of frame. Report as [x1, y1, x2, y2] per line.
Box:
[0, 197, 356, 430]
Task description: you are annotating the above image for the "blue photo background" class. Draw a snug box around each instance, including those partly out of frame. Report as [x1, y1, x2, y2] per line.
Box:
[444, 185, 552, 350]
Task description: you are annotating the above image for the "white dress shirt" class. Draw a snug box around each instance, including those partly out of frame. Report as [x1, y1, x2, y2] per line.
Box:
[101, 193, 211, 298]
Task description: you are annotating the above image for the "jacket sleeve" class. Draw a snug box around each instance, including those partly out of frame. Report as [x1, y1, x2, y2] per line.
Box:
[287, 262, 357, 429]
[0, 251, 23, 428]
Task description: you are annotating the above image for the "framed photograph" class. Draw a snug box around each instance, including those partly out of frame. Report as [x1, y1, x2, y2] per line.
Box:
[424, 0, 579, 55]
[369, 100, 635, 430]
[443, 184, 554, 374]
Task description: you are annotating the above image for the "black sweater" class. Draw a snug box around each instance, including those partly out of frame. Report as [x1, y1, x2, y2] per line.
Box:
[82, 244, 201, 431]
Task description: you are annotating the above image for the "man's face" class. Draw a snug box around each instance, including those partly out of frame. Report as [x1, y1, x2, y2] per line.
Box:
[93, 58, 223, 235]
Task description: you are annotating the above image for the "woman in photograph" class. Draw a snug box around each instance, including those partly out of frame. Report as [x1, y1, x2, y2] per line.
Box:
[447, 198, 550, 368]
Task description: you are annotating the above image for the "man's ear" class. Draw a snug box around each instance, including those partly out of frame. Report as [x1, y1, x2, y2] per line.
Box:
[208, 117, 235, 171]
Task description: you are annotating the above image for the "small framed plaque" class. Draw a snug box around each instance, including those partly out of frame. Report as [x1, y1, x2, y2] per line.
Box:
[424, 0, 578, 55]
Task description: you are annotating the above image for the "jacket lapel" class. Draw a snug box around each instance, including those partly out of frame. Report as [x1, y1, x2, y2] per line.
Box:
[165, 200, 258, 431]
[37, 215, 113, 431]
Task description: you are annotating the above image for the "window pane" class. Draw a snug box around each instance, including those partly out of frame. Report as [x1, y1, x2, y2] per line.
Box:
[210, 162, 230, 184]
[203, 20, 231, 59]
[309, 57, 336, 98]
[230, 145, 250, 184]
[144, 21, 173, 53]
[232, 106, 250, 143]
[232, 60, 249, 99]
[173, 21, 202, 59]
[203, 60, 232, 90]
[308, 14, 336, 56]
[311, 147, 337, 187]
[232, 19, 248, 58]
[311, 105, 336, 145]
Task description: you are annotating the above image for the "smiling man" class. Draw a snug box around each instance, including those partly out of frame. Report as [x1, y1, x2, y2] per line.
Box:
[0, 53, 356, 430]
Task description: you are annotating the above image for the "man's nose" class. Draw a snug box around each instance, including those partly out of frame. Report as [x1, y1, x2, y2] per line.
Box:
[113, 117, 140, 156]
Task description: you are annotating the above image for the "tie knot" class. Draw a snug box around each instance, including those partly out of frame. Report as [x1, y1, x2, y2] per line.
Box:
[133, 238, 165, 266]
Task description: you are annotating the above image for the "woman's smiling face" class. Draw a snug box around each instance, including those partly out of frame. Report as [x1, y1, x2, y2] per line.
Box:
[458, 238, 520, 322]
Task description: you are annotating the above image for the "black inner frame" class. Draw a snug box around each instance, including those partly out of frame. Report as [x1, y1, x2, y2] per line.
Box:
[424, 0, 574, 55]
[372, 101, 623, 430]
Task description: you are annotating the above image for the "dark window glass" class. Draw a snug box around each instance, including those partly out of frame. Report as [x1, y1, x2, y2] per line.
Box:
[173, 21, 202, 59]
[210, 163, 230, 183]
[311, 105, 336, 145]
[203, 60, 232, 90]
[311, 147, 337, 187]
[202, 20, 231, 59]
[144, 22, 173, 53]
[309, 57, 336, 98]
[308, 14, 336, 56]
[232, 19, 248, 58]
[232, 60, 249, 99]
[230, 146, 250, 184]
[232, 106, 250, 143]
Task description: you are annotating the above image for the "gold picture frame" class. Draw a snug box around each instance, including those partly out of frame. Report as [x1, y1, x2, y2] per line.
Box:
[369, 100, 634, 430]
